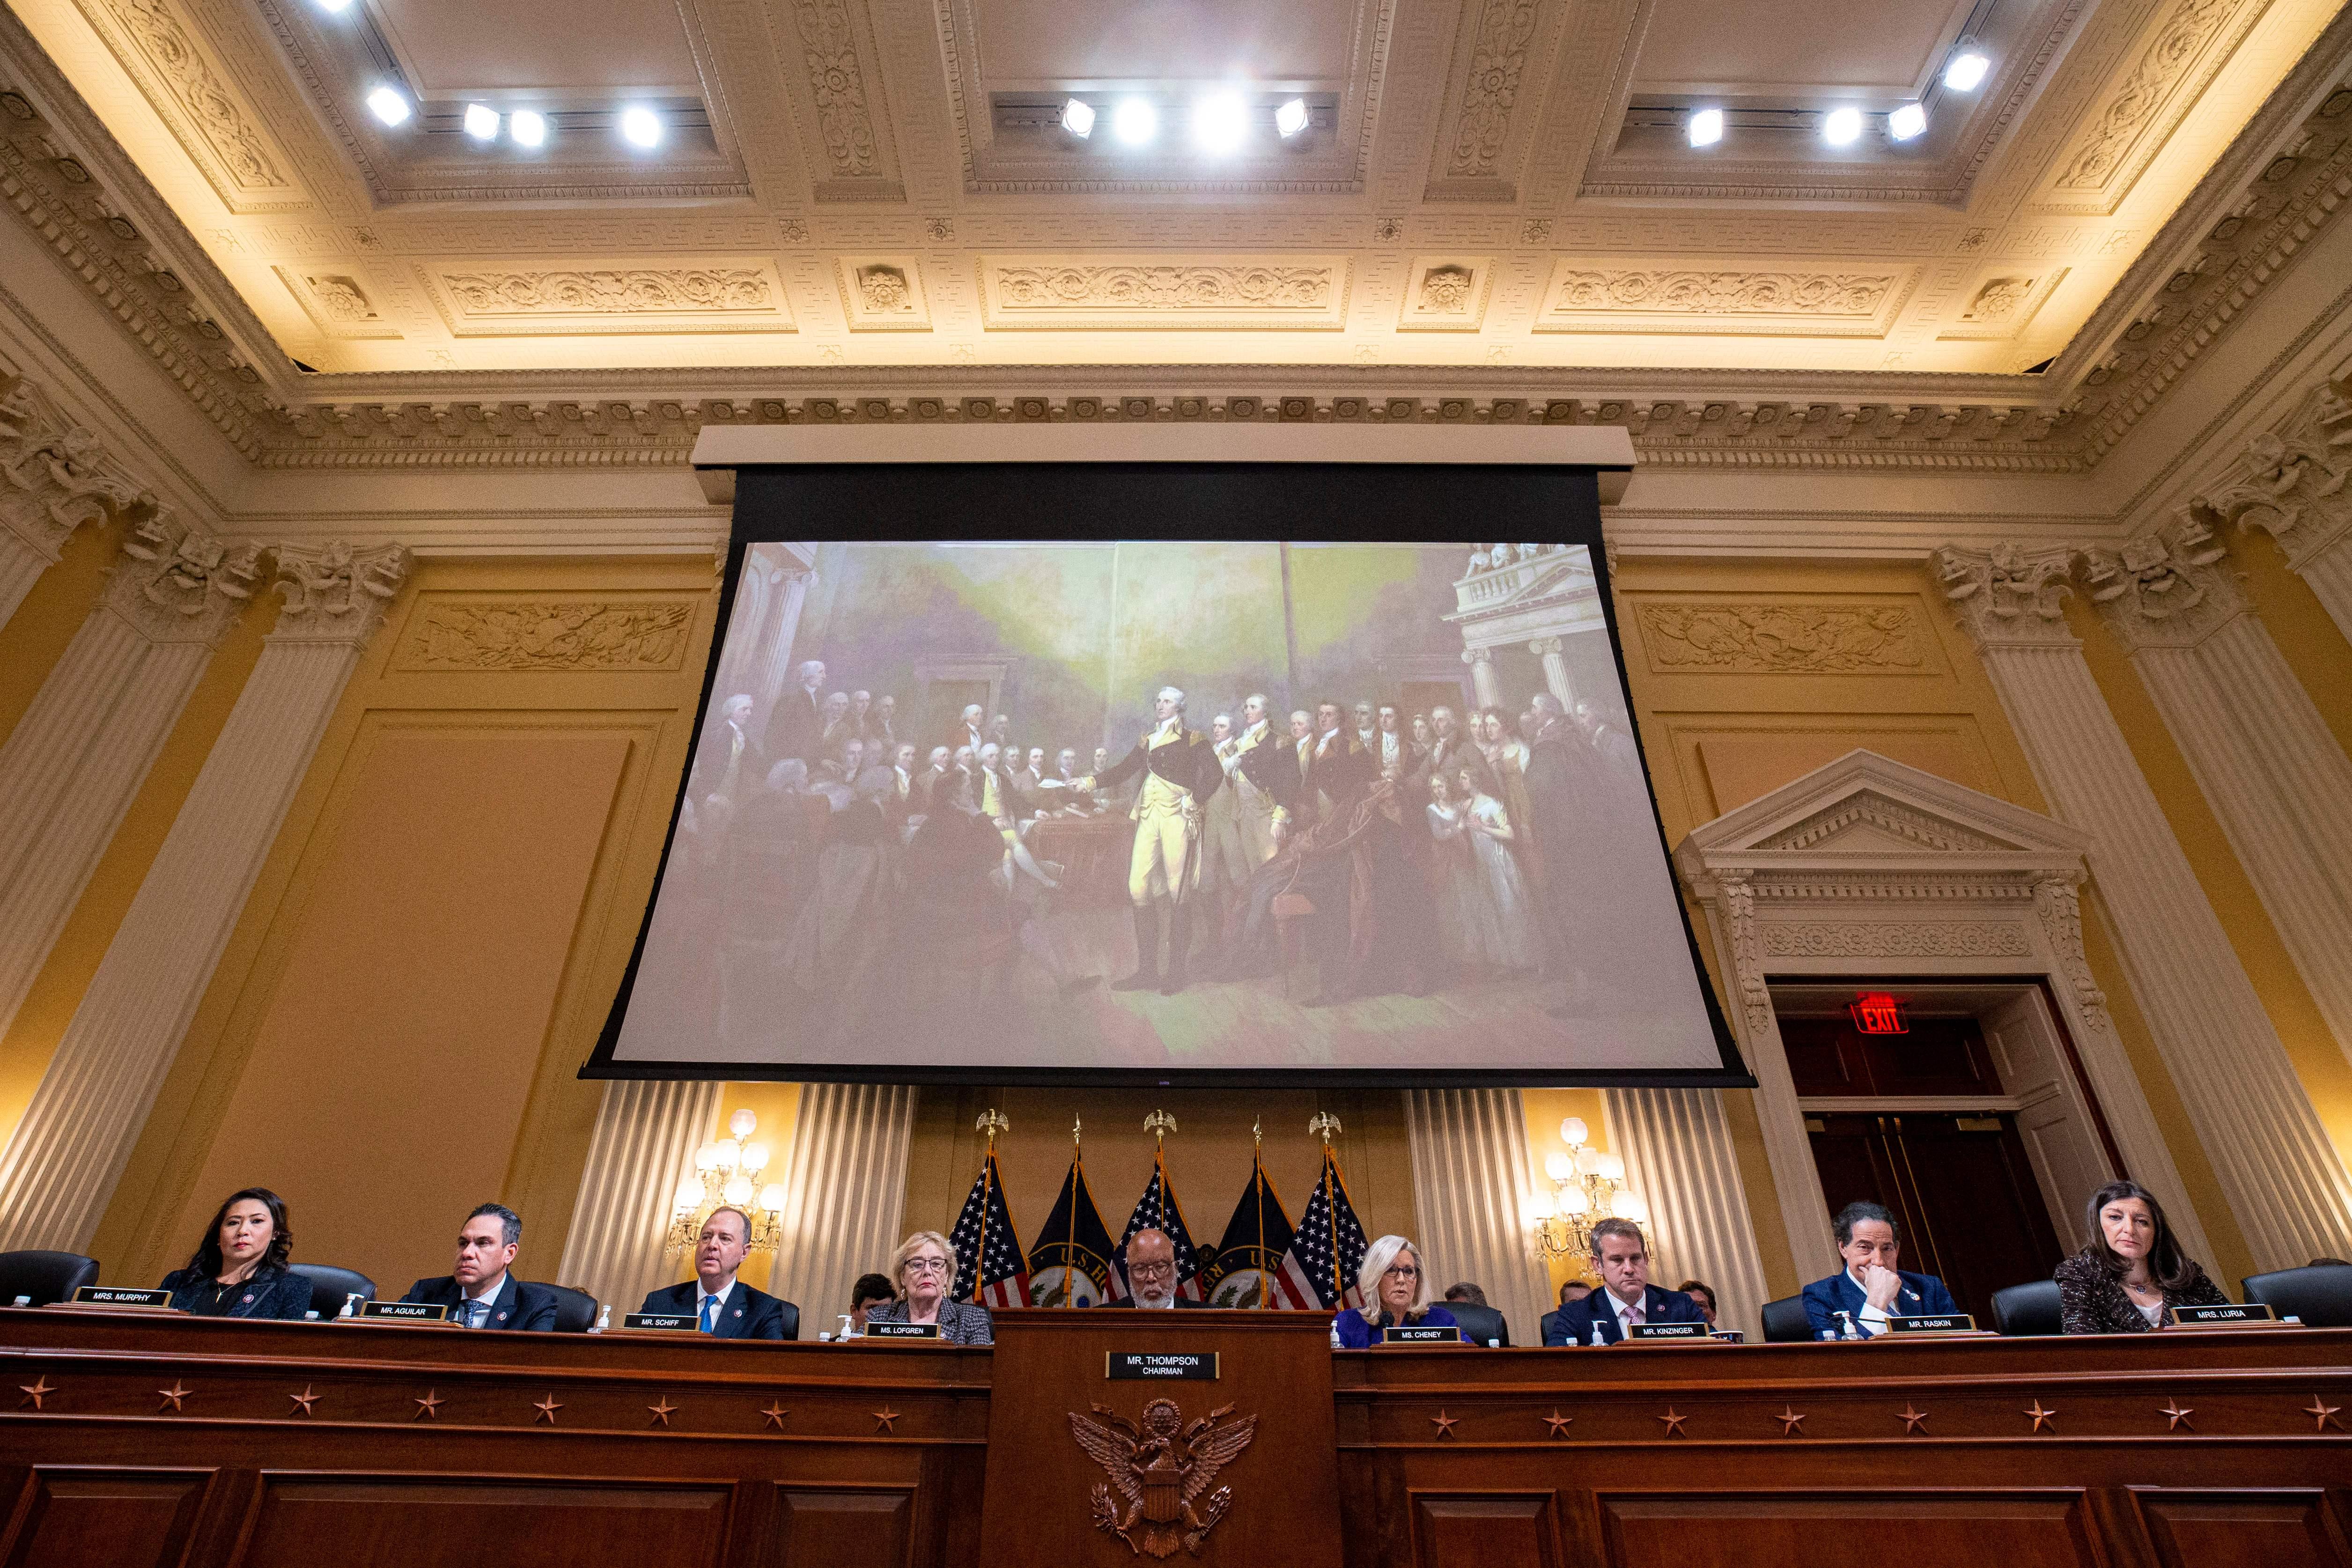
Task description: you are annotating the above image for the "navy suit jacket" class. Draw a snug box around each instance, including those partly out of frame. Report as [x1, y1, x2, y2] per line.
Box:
[638, 1279, 789, 1340]
[401, 1272, 558, 1332]
[1542, 1284, 1707, 1346]
[1800, 1268, 1960, 1339]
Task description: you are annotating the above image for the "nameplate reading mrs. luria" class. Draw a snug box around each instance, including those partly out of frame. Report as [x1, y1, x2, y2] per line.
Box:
[1886, 1313, 1978, 1334]
[2168, 1303, 2277, 1327]
[359, 1300, 449, 1322]
[1627, 1321, 1711, 1340]
[1107, 1351, 1219, 1380]
[622, 1312, 697, 1332]
[71, 1286, 172, 1308]
[865, 1321, 942, 1340]
[1379, 1325, 1461, 1344]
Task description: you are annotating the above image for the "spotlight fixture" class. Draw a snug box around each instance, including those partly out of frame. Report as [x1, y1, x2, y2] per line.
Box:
[462, 103, 499, 141]
[1686, 107, 1723, 147]
[1060, 97, 1095, 139]
[1821, 106, 1863, 147]
[1888, 102, 1926, 141]
[619, 105, 663, 148]
[315, 0, 353, 10]
[1111, 97, 1158, 147]
[1944, 49, 1990, 91]
[510, 109, 548, 147]
[1192, 91, 1247, 154]
[1275, 96, 1310, 140]
[365, 86, 411, 127]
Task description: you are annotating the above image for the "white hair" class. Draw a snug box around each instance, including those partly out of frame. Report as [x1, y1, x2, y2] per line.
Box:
[1245, 692, 1268, 711]
[1357, 1235, 1432, 1318]
[1290, 709, 1312, 726]
[1158, 685, 1186, 710]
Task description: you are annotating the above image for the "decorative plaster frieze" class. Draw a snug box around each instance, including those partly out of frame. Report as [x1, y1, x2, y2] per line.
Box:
[1397, 258, 1494, 331]
[1534, 264, 1915, 338]
[832, 256, 931, 331]
[2037, 0, 2256, 215]
[1932, 542, 2081, 648]
[393, 596, 695, 672]
[1441, 0, 1539, 180]
[2032, 873, 2112, 1036]
[0, 373, 151, 557]
[270, 539, 408, 643]
[1938, 269, 2068, 342]
[1759, 921, 2034, 958]
[1636, 601, 1926, 675]
[1761, 795, 2008, 855]
[423, 265, 794, 336]
[2194, 373, 2352, 572]
[104, 512, 260, 643]
[273, 265, 397, 340]
[791, 0, 883, 180]
[73, 0, 304, 213]
[978, 259, 1350, 330]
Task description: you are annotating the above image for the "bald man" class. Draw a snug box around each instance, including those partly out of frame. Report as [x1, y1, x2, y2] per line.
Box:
[1096, 1229, 1211, 1309]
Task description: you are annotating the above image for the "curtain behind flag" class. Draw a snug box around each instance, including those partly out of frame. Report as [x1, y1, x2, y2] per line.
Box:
[1279, 1147, 1371, 1311]
[1025, 1153, 1121, 1307]
[1112, 1150, 1209, 1302]
[949, 1149, 1030, 1310]
[1200, 1152, 1307, 1308]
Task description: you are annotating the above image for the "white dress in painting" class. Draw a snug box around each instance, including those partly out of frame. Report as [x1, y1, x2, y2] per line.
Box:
[1427, 800, 1505, 968]
[1464, 791, 1539, 971]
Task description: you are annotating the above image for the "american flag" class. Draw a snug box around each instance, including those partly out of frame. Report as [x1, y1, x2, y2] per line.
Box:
[1277, 1147, 1370, 1311]
[949, 1150, 1029, 1310]
[1201, 1152, 1306, 1308]
[1112, 1154, 1209, 1301]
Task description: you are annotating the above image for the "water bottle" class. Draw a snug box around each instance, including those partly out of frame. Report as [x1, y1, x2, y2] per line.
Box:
[592, 1303, 611, 1333]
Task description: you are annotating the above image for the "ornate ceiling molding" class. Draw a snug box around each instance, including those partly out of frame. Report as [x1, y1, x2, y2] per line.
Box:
[423, 264, 796, 337]
[2034, 0, 2263, 217]
[71, 0, 307, 213]
[977, 259, 1353, 331]
[1533, 265, 1916, 338]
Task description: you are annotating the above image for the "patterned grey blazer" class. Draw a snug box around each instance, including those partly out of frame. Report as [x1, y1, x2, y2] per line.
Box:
[864, 1296, 993, 1345]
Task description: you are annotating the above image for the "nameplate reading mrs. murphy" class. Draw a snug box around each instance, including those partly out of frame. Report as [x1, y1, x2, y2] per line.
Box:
[71, 1286, 172, 1308]
[1107, 1351, 1219, 1380]
[622, 1312, 697, 1332]
[2168, 1303, 2276, 1327]
[1627, 1320, 1711, 1340]
[358, 1300, 448, 1322]
[865, 1321, 942, 1340]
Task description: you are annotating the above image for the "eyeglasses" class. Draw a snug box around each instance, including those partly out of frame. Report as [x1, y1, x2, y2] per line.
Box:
[902, 1257, 951, 1275]
[1383, 1264, 1420, 1280]
[1130, 1261, 1176, 1279]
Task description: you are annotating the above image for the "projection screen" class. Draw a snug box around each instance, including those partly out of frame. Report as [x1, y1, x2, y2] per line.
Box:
[589, 429, 1746, 1087]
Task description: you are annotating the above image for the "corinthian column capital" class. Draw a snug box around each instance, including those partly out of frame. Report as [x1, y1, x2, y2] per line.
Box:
[2079, 511, 2244, 652]
[1931, 541, 2079, 650]
[102, 515, 264, 646]
[270, 541, 413, 644]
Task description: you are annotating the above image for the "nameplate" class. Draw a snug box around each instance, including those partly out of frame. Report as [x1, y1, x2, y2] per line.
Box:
[359, 1300, 448, 1322]
[1107, 1351, 1219, 1381]
[1886, 1313, 1977, 1334]
[622, 1312, 698, 1332]
[2168, 1302, 2275, 1328]
[72, 1286, 171, 1309]
[864, 1321, 941, 1340]
[1627, 1321, 1711, 1341]
[1378, 1325, 1461, 1345]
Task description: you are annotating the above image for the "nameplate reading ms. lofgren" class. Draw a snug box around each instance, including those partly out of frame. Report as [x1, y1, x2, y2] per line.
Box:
[622, 1312, 697, 1332]
[1886, 1313, 1978, 1334]
[359, 1300, 449, 1322]
[1107, 1351, 1219, 1380]
[2168, 1303, 2277, 1327]
[1627, 1320, 1711, 1340]
[1379, 1325, 1462, 1344]
[71, 1286, 172, 1308]
[865, 1321, 942, 1340]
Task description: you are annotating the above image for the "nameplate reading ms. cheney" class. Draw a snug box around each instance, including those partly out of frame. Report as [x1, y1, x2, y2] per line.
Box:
[1107, 1351, 1219, 1380]
[865, 1321, 941, 1340]
[1379, 1325, 1461, 1344]
[358, 1300, 448, 1322]
[71, 1286, 171, 1308]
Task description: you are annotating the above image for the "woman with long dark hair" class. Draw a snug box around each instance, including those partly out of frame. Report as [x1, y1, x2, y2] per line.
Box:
[159, 1188, 310, 1318]
[2054, 1179, 2229, 1333]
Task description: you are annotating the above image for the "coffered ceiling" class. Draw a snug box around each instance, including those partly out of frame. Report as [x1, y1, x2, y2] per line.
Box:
[0, 0, 2347, 476]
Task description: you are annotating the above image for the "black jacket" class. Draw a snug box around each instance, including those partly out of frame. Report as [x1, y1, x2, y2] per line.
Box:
[637, 1278, 794, 1340]
[1095, 728, 1225, 809]
[161, 1262, 310, 1319]
[401, 1272, 559, 1331]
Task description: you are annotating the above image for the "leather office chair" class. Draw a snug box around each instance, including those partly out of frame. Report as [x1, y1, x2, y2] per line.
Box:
[1445, 1302, 1509, 1346]
[545, 1284, 598, 1334]
[287, 1263, 376, 1319]
[1991, 1279, 2063, 1336]
[0, 1250, 100, 1307]
[2241, 1263, 2352, 1328]
[1760, 1294, 1814, 1343]
[777, 1298, 801, 1341]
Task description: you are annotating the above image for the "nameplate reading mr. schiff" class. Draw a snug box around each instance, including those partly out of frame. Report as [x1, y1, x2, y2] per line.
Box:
[1378, 1325, 1461, 1344]
[1627, 1320, 1711, 1340]
[359, 1300, 449, 1322]
[865, 1321, 942, 1340]
[1886, 1313, 1978, 1334]
[2168, 1303, 2277, 1327]
[1107, 1351, 1219, 1380]
[622, 1312, 697, 1332]
[71, 1286, 171, 1308]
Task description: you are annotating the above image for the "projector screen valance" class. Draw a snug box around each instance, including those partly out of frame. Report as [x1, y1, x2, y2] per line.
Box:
[589, 447, 1747, 1087]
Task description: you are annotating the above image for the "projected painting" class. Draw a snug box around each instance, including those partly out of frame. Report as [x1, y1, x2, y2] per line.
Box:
[602, 533, 1734, 1079]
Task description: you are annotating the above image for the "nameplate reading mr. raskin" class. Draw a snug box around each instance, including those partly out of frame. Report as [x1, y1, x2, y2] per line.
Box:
[358, 1300, 448, 1322]
[72, 1286, 172, 1308]
[1886, 1313, 1977, 1334]
[1379, 1325, 1461, 1345]
[2168, 1303, 2276, 1327]
[865, 1321, 942, 1340]
[1627, 1321, 1711, 1341]
[622, 1312, 697, 1332]
[1107, 1352, 1219, 1381]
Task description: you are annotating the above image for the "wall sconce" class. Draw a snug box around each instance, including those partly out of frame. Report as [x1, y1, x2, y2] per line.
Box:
[670, 1107, 786, 1253]
[1530, 1116, 1648, 1261]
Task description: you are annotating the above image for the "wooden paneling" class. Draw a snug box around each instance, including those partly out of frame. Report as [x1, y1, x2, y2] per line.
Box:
[2131, 1489, 2352, 1568]
[774, 1487, 913, 1568]
[1411, 1493, 1556, 1568]
[0, 1467, 211, 1568]
[232, 1477, 732, 1568]
[1595, 1492, 2100, 1568]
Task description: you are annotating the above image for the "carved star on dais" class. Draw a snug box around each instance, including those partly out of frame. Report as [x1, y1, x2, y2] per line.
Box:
[2023, 1401, 2058, 1433]
[1428, 1411, 1457, 1438]
[533, 1395, 563, 1424]
[2308, 1396, 2345, 1432]
[1775, 1406, 1807, 1436]
[288, 1385, 320, 1417]
[17, 1377, 55, 1411]
[412, 1389, 443, 1420]
[761, 1401, 790, 1429]
[2159, 1399, 2194, 1432]
[648, 1397, 677, 1428]
[872, 1408, 900, 1433]
[1897, 1404, 1929, 1434]
[1655, 1408, 1687, 1437]
[1542, 1410, 1572, 1437]
[156, 1381, 192, 1413]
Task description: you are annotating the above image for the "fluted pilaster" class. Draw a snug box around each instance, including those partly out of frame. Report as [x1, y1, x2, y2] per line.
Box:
[1604, 1087, 1770, 1340]
[555, 1079, 722, 1314]
[767, 1082, 915, 1333]
[0, 542, 410, 1252]
[1401, 1088, 1551, 1347]
[0, 371, 150, 632]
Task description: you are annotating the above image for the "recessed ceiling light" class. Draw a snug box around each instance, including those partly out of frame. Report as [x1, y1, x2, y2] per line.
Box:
[1687, 107, 1723, 147]
[365, 87, 411, 127]
[1061, 97, 1095, 138]
[1821, 106, 1863, 147]
[1945, 50, 1990, 91]
[1112, 97, 1158, 147]
[315, 0, 353, 10]
[462, 103, 499, 141]
[1888, 102, 1927, 141]
[1276, 97, 1309, 140]
[510, 110, 547, 147]
[619, 106, 662, 148]
[1193, 92, 1247, 155]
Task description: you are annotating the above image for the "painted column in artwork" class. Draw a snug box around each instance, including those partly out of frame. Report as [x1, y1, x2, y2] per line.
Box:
[1935, 541, 2352, 1269]
[1402, 1088, 1553, 1347]
[0, 541, 411, 1252]
[1462, 646, 1501, 709]
[743, 551, 819, 728]
[0, 369, 150, 630]
[1530, 635, 1576, 710]
[556, 1079, 723, 1314]
[767, 1082, 916, 1331]
[1603, 1087, 1770, 1340]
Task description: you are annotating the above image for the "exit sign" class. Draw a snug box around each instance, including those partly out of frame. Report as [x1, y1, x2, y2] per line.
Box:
[1850, 993, 1907, 1034]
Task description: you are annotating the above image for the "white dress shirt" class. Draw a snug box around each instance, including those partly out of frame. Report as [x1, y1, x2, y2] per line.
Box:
[1846, 1269, 1892, 1331]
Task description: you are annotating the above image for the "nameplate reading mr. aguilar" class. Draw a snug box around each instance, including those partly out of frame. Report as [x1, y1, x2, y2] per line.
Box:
[1627, 1321, 1711, 1341]
[71, 1286, 171, 1308]
[1107, 1352, 1219, 1380]
[622, 1312, 698, 1332]
[2168, 1303, 2276, 1327]
[1379, 1325, 1462, 1345]
[359, 1300, 449, 1322]
[865, 1321, 942, 1340]
[1886, 1314, 1977, 1334]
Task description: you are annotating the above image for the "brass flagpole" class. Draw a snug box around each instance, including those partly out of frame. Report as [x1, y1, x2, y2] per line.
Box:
[972, 1110, 1007, 1305]
[1253, 1118, 1269, 1310]
[1310, 1112, 1342, 1307]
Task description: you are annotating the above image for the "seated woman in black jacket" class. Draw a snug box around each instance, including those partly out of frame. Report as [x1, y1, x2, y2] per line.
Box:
[160, 1187, 310, 1319]
[2054, 1178, 2228, 1333]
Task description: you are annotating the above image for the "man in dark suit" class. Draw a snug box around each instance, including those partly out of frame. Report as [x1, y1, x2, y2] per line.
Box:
[1076, 686, 1227, 994]
[638, 1207, 792, 1339]
[761, 660, 828, 764]
[1542, 1218, 1708, 1345]
[402, 1203, 558, 1331]
[1801, 1200, 1961, 1339]
[1092, 1229, 1211, 1309]
[1536, 1278, 1593, 1347]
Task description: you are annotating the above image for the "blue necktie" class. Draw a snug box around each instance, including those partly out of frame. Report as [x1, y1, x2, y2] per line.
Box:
[700, 1294, 717, 1333]
[462, 1299, 483, 1328]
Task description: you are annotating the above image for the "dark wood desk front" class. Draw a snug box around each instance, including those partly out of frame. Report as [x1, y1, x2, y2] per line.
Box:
[2, 1309, 2347, 1568]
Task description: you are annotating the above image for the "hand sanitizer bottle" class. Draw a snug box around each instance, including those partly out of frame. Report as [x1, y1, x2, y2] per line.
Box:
[592, 1303, 611, 1333]
[1836, 1310, 1858, 1340]
[841, 1313, 861, 1341]
[1590, 1321, 1607, 1347]
[1328, 1320, 1342, 1348]
[338, 1292, 361, 1320]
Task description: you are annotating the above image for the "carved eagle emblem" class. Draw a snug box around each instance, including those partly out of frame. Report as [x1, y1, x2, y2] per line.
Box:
[1068, 1397, 1259, 1558]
